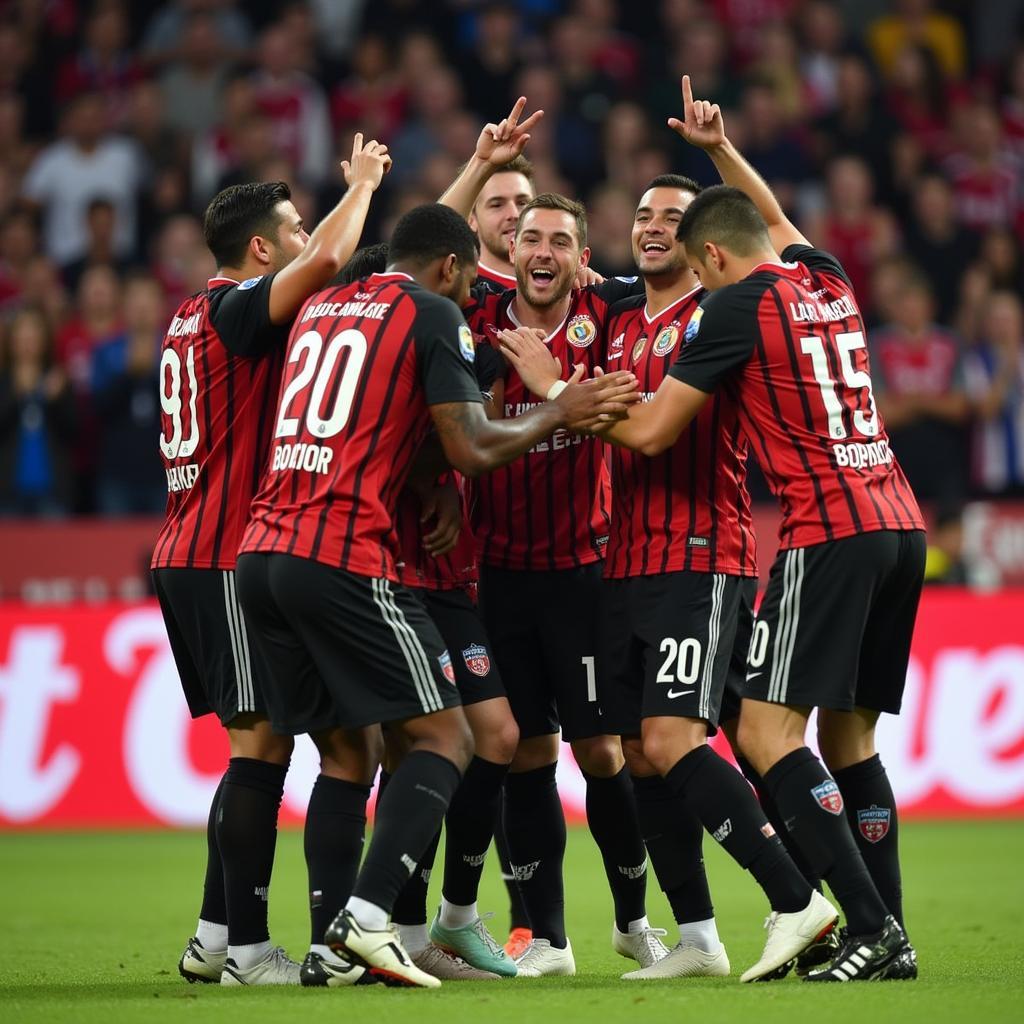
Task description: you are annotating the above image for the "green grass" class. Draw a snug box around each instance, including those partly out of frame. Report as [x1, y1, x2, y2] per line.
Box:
[2, 823, 1022, 1023]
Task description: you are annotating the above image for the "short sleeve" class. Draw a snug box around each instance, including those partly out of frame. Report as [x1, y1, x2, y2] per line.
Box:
[411, 291, 485, 406]
[207, 273, 289, 358]
[668, 285, 761, 394]
[474, 340, 504, 393]
[781, 244, 852, 288]
[594, 275, 644, 305]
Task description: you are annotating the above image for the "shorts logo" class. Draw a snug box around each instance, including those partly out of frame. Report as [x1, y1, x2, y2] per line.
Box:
[653, 323, 680, 356]
[683, 307, 704, 343]
[607, 332, 625, 359]
[811, 779, 844, 815]
[461, 643, 490, 677]
[458, 324, 475, 362]
[566, 315, 596, 349]
[631, 334, 648, 362]
[237, 276, 262, 290]
[438, 651, 456, 685]
[711, 818, 732, 843]
[857, 805, 891, 843]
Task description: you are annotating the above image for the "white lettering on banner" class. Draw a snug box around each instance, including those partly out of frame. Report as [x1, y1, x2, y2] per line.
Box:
[0, 628, 80, 821]
[104, 609, 221, 826]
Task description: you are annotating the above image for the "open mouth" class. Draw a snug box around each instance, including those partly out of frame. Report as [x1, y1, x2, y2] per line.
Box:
[642, 241, 669, 255]
[530, 268, 556, 286]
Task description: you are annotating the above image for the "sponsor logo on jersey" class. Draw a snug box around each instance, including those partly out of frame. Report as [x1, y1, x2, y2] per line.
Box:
[566, 314, 597, 348]
[438, 651, 456, 685]
[631, 334, 648, 362]
[607, 332, 625, 360]
[458, 324, 475, 362]
[683, 307, 703, 343]
[711, 818, 733, 842]
[857, 805, 891, 843]
[653, 323, 680, 356]
[811, 779, 844, 815]
[237, 276, 262, 290]
[461, 643, 490, 677]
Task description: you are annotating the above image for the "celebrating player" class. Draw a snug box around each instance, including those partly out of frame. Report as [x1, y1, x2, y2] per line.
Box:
[152, 135, 391, 987]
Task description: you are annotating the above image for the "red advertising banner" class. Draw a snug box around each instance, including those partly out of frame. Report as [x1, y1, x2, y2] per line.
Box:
[1, 589, 1022, 828]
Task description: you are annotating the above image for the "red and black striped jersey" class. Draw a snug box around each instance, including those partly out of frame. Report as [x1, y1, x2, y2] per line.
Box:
[670, 245, 924, 550]
[603, 288, 758, 579]
[465, 279, 637, 570]
[474, 261, 517, 294]
[151, 273, 288, 570]
[239, 273, 482, 580]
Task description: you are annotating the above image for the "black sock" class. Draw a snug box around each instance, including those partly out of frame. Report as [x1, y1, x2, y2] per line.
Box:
[503, 763, 566, 946]
[352, 750, 461, 914]
[583, 766, 648, 931]
[442, 756, 509, 906]
[632, 773, 713, 924]
[833, 754, 903, 929]
[736, 754, 822, 892]
[494, 797, 531, 930]
[763, 747, 889, 935]
[391, 829, 440, 926]
[198, 775, 227, 929]
[216, 757, 287, 946]
[665, 746, 811, 914]
[304, 775, 370, 945]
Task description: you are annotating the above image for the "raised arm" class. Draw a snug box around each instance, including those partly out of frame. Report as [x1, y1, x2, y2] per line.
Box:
[268, 134, 391, 323]
[439, 97, 543, 219]
[669, 75, 809, 255]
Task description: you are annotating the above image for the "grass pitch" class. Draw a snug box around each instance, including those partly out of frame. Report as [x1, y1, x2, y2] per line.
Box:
[2, 822, 1022, 1023]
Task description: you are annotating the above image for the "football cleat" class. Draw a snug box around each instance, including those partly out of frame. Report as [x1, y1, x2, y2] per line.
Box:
[412, 944, 502, 980]
[622, 941, 731, 980]
[325, 909, 440, 988]
[300, 950, 374, 987]
[220, 946, 301, 986]
[178, 936, 226, 984]
[612, 924, 671, 969]
[504, 927, 533, 960]
[794, 922, 844, 976]
[513, 937, 576, 978]
[429, 912, 517, 976]
[740, 889, 839, 983]
[803, 915, 916, 982]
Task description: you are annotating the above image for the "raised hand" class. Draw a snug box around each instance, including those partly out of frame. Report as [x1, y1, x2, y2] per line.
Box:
[555, 369, 641, 433]
[667, 75, 725, 150]
[474, 96, 544, 167]
[341, 132, 392, 191]
[497, 325, 561, 398]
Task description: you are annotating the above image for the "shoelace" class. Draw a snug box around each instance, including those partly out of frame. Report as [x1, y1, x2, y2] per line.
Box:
[471, 913, 505, 956]
[762, 911, 780, 937]
[515, 941, 549, 970]
[637, 927, 669, 964]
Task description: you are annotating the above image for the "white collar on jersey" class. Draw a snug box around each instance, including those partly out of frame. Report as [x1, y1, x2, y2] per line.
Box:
[507, 299, 570, 345]
[207, 275, 241, 288]
[368, 271, 414, 284]
[477, 261, 516, 285]
[642, 283, 702, 325]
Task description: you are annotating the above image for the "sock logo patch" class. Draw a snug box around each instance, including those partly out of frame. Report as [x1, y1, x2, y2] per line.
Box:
[254, 885, 269, 901]
[401, 853, 417, 875]
[461, 644, 491, 676]
[617, 862, 648, 880]
[810, 779, 844, 815]
[462, 852, 487, 867]
[310, 889, 323, 909]
[857, 805, 891, 843]
[711, 819, 732, 843]
[511, 860, 540, 881]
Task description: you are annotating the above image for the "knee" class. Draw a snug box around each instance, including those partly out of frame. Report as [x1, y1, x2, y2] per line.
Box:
[735, 715, 767, 773]
[817, 728, 875, 774]
[510, 732, 559, 772]
[228, 715, 294, 765]
[641, 719, 704, 776]
[571, 734, 625, 778]
[489, 715, 520, 765]
[621, 736, 656, 777]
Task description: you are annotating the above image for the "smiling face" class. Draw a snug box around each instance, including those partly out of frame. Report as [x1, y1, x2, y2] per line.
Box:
[470, 170, 534, 267]
[511, 206, 587, 309]
[632, 186, 696, 279]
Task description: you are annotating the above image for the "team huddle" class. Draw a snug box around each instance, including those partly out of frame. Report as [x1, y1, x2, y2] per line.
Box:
[153, 78, 925, 990]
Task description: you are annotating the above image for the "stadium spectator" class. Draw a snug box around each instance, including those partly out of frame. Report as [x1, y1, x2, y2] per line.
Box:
[976, 228, 1024, 296]
[158, 11, 230, 139]
[867, 0, 967, 79]
[141, 0, 253, 70]
[456, 3, 523, 119]
[799, 0, 849, 116]
[389, 66, 464, 185]
[586, 183, 637, 277]
[954, 262, 998, 346]
[331, 34, 407, 144]
[0, 307, 76, 517]
[883, 43, 952, 160]
[871, 271, 971, 504]
[0, 207, 40, 309]
[21, 91, 141, 267]
[63, 198, 130, 294]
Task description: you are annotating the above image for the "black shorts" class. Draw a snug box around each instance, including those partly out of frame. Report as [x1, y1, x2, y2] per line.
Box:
[478, 563, 605, 742]
[152, 567, 267, 726]
[603, 571, 757, 735]
[236, 553, 461, 735]
[419, 588, 506, 707]
[719, 579, 756, 726]
[744, 530, 926, 713]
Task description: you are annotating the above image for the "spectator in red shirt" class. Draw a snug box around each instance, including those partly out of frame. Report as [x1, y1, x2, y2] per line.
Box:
[332, 34, 407, 144]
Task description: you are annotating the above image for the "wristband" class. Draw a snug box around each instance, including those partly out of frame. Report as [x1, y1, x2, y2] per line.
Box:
[546, 380, 568, 401]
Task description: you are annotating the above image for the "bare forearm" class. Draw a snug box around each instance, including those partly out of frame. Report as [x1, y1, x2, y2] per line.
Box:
[439, 155, 493, 220]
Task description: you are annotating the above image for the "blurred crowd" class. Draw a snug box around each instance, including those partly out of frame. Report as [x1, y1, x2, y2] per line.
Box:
[0, 0, 1022, 524]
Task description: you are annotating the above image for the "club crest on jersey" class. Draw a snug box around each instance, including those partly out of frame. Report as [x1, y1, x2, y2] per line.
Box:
[438, 651, 456, 686]
[653, 323, 680, 357]
[631, 334, 648, 362]
[683, 307, 703, 343]
[566, 315, 597, 349]
[857, 805, 891, 843]
[607, 332, 625, 360]
[811, 779, 844, 815]
[461, 643, 491, 677]
[237, 276, 262, 290]
[458, 324, 475, 362]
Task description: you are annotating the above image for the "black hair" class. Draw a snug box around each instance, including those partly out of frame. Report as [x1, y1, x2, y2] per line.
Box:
[202, 181, 292, 268]
[676, 184, 771, 258]
[644, 174, 701, 196]
[389, 203, 479, 268]
[335, 242, 389, 286]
